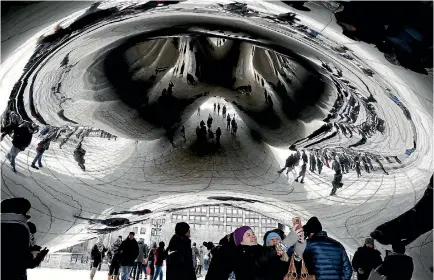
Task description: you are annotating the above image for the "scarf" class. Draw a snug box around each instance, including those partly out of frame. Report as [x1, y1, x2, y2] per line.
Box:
[1, 213, 31, 246]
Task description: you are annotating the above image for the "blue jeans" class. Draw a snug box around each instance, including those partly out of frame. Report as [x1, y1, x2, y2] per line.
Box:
[133, 262, 143, 280]
[121, 266, 133, 280]
[32, 151, 44, 166]
[7, 146, 21, 168]
[152, 266, 163, 280]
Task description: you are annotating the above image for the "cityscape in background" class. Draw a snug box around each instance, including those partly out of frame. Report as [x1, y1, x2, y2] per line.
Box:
[40, 205, 283, 269]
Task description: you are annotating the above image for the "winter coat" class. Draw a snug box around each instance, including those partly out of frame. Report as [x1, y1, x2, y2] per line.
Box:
[166, 234, 196, 280]
[376, 253, 413, 280]
[136, 240, 146, 262]
[119, 238, 139, 266]
[11, 126, 33, 150]
[232, 245, 280, 280]
[73, 147, 86, 163]
[352, 246, 382, 280]
[155, 247, 167, 266]
[290, 231, 352, 280]
[205, 244, 235, 280]
[36, 139, 50, 153]
[263, 250, 290, 280]
[1, 214, 33, 280]
[91, 244, 107, 264]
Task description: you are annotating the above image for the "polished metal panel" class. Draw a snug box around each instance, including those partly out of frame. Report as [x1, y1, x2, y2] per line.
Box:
[1, 1, 432, 278]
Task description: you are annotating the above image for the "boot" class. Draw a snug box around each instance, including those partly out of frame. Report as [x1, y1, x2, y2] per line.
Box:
[38, 163, 43, 168]
[31, 164, 39, 170]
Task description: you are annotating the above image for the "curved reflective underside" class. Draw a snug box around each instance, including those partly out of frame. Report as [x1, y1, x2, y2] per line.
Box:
[1, 1, 432, 279]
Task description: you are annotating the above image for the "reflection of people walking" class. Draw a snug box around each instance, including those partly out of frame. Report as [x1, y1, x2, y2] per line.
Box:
[331, 170, 343, 196]
[216, 127, 222, 146]
[181, 126, 186, 141]
[31, 138, 51, 169]
[4, 122, 36, 173]
[73, 143, 86, 171]
[226, 115, 231, 130]
[295, 162, 307, 183]
[207, 114, 213, 129]
[213, 103, 216, 112]
[217, 104, 220, 116]
[317, 157, 323, 174]
[197, 107, 200, 116]
[222, 105, 226, 117]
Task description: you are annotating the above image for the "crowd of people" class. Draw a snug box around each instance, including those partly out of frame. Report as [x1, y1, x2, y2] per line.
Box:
[3, 176, 432, 280]
[278, 145, 393, 196]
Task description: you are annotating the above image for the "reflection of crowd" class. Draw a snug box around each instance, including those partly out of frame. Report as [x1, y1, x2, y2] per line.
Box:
[279, 146, 396, 196]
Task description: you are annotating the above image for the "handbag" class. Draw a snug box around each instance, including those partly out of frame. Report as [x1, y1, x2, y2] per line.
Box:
[283, 254, 315, 280]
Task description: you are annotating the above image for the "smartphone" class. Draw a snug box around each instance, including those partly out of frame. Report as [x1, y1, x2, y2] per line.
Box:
[292, 217, 303, 231]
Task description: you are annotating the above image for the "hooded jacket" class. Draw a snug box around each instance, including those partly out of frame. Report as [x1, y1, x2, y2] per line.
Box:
[296, 231, 352, 280]
[11, 125, 34, 150]
[119, 238, 139, 266]
[352, 245, 382, 280]
[136, 239, 146, 262]
[91, 243, 107, 264]
[166, 234, 196, 280]
[205, 234, 236, 280]
[1, 198, 33, 280]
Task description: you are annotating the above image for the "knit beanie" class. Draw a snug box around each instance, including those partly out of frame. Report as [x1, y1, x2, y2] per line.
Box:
[303, 217, 322, 235]
[265, 232, 281, 246]
[234, 226, 251, 246]
[175, 222, 190, 236]
[1, 198, 31, 218]
[365, 238, 374, 246]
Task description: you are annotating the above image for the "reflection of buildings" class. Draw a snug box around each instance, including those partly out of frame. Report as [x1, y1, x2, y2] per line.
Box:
[168, 205, 279, 242]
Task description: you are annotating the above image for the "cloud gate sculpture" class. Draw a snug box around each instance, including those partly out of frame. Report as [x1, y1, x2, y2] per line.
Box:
[1, 1, 433, 279]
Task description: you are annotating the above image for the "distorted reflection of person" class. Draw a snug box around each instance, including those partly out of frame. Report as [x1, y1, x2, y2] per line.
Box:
[331, 169, 343, 196]
[295, 162, 307, 183]
[31, 134, 54, 170]
[3, 121, 38, 173]
[369, 243, 413, 280]
[226, 114, 231, 130]
[207, 113, 213, 129]
[73, 142, 86, 171]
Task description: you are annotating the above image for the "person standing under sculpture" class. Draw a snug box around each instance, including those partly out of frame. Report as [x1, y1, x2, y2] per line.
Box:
[352, 238, 382, 280]
[310, 152, 316, 172]
[107, 236, 122, 280]
[90, 238, 107, 280]
[217, 103, 221, 116]
[1, 197, 38, 280]
[166, 222, 196, 280]
[132, 238, 146, 280]
[197, 107, 201, 116]
[222, 105, 226, 117]
[153, 241, 167, 280]
[213, 103, 216, 112]
[355, 156, 362, 177]
[119, 232, 139, 280]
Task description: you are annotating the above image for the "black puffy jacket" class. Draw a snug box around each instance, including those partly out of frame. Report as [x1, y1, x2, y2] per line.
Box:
[289, 231, 352, 280]
[232, 245, 280, 280]
[11, 126, 33, 150]
[352, 246, 382, 280]
[119, 238, 139, 266]
[166, 234, 196, 280]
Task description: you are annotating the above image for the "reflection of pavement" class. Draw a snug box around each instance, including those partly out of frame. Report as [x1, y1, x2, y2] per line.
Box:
[27, 267, 206, 280]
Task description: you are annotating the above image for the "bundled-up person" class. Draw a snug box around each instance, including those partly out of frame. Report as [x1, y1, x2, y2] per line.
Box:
[153, 241, 167, 280]
[352, 238, 382, 280]
[205, 234, 236, 280]
[230, 226, 284, 280]
[132, 238, 147, 280]
[119, 232, 139, 280]
[1, 198, 37, 280]
[90, 237, 107, 280]
[26, 222, 49, 270]
[31, 137, 52, 169]
[262, 229, 291, 280]
[192, 242, 200, 273]
[166, 222, 196, 280]
[148, 242, 157, 279]
[285, 217, 352, 280]
[107, 236, 122, 280]
[73, 143, 86, 171]
[371, 243, 413, 280]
